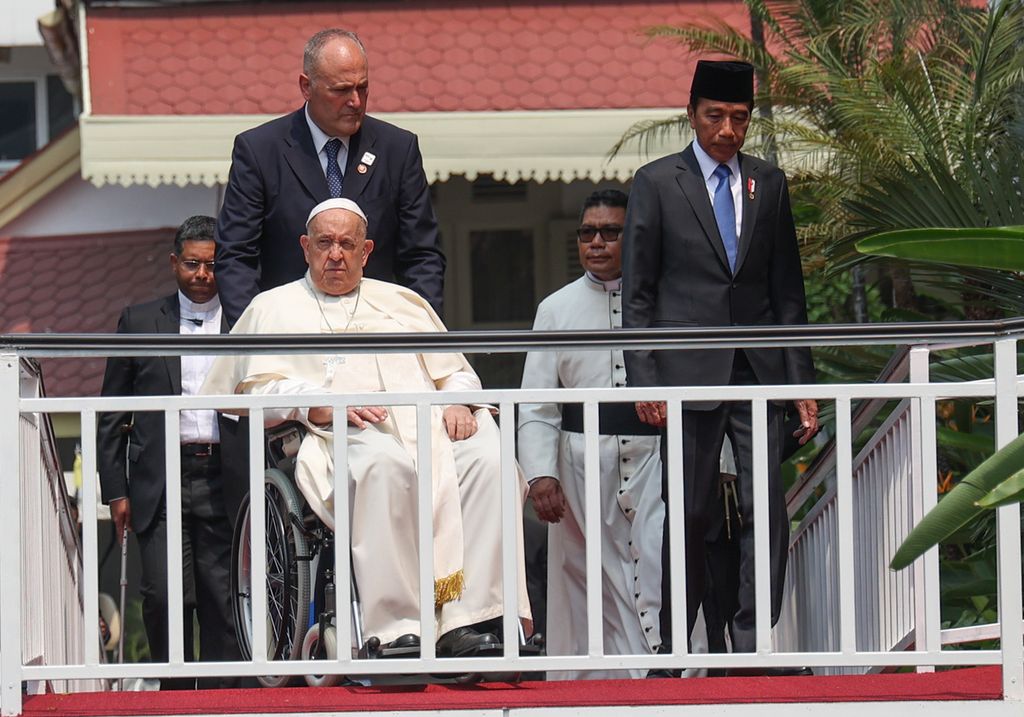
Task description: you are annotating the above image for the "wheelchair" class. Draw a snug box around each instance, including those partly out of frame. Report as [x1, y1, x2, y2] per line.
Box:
[230, 421, 542, 688]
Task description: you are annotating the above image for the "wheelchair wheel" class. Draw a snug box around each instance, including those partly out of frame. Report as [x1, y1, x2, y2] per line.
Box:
[231, 468, 312, 688]
[301, 623, 344, 687]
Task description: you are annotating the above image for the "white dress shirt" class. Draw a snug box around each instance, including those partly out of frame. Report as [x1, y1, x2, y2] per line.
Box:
[692, 139, 743, 239]
[178, 291, 221, 444]
[305, 104, 349, 179]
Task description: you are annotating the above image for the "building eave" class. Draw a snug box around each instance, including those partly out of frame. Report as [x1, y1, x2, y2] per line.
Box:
[78, 109, 687, 188]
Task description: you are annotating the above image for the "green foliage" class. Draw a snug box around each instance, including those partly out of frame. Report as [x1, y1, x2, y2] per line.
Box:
[891, 431, 1024, 569]
[856, 227, 1024, 272]
[122, 598, 150, 663]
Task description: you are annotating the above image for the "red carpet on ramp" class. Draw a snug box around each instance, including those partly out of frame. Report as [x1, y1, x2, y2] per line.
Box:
[23, 666, 1003, 716]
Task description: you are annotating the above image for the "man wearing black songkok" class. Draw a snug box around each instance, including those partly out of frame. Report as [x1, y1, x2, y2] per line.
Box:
[621, 60, 818, 669]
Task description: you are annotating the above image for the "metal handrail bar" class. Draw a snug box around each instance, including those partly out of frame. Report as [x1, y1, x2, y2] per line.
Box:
[3, 315, 1024, 356]
[15, 379, 1005, 414]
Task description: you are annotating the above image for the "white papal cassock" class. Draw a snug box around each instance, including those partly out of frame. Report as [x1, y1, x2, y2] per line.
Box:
[203, 276, 531, 644]
[518, 274, 663, 679]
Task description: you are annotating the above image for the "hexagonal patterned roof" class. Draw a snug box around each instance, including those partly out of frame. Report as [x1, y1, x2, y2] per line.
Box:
[86, 1, 748, 115]
[0, 225, 176, 396]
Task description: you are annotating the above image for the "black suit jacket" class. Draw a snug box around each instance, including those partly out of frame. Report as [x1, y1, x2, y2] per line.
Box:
[622, 144, 815, 404]
[215, 108, 446, 325]
[96, 294, 249, 533]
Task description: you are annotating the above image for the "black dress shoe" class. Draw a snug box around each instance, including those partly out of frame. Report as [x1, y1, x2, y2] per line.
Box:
[385, 633, 421, 650]
[726, 666, 814, 677]
[437, 626, 500, 657]
[646, 644, 681, 679]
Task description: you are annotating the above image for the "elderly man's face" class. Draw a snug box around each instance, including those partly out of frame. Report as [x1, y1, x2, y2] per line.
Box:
[300, 209, 374, 296]
[687, 98, 751, 164]
[300, 37, 369, 138]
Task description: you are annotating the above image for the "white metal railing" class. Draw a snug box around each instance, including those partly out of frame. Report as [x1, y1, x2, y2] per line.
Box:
[16, 360, 100, 695]
[0, 325, 1022, 717]
[778, 399, 917, 674]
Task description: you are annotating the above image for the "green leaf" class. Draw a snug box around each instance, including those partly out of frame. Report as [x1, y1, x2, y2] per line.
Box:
[855, 226, 1024, 271]
[936, 426, 995, 455]
[975, 468, 1024, 508]
[890, 431, 1024, 570]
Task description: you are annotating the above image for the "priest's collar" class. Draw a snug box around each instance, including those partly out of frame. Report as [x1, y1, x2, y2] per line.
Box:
[584, 272, 622, 292]
[178, 291, 220, 316]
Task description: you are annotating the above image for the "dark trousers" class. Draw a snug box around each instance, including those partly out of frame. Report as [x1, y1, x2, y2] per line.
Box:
[136, 451, 240, 689]
[659, 352, 788, 653]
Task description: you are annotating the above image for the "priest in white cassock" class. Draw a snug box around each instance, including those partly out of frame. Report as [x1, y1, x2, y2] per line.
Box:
[203, 198, 531, 659]
[518, 190, 665, 679]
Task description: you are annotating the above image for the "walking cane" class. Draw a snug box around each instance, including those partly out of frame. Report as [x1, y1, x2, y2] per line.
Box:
[118, 525, 128, 690]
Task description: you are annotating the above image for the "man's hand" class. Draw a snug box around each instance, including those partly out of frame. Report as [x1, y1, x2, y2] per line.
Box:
[109, 497, 131, 544]
[528, 477, 567, 523]
[443, 405, 478, 441]
[793, 399, 820, 446]
[309, 405, 389, 430]
[635, 401, 667, 428]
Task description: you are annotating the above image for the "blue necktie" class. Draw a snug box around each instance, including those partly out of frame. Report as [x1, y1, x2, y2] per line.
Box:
[324, 138, 344, 198]
[713, 163, 738, 273]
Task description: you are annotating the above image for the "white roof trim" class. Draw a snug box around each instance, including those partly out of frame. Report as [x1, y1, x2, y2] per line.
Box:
[78, 109, 688, 188]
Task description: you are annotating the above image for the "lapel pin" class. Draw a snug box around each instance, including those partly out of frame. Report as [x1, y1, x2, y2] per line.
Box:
[357, 163, 368, 174]
[747, 177, 756, 199]
[360, 151, 376, 166]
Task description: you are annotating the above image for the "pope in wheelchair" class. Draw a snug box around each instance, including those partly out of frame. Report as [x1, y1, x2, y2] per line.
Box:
[203, 198, 533, 675]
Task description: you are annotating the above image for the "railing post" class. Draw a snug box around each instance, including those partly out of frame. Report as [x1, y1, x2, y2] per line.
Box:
[909, 346, 940, 670]
[993, 337, 1023, 701]
[0, 354, 23, 716]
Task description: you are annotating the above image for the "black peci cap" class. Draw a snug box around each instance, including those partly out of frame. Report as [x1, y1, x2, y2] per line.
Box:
[689, 60, 755, 104]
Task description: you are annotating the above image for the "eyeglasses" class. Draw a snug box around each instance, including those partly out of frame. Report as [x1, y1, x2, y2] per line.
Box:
[576, 225, 623, 243]
[179, 259, 216, 272]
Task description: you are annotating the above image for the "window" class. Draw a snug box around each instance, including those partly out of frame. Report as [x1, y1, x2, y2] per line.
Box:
[469, 228, 535, 322]
[0, 81, 37, 162]
[0, 75, 77, 166]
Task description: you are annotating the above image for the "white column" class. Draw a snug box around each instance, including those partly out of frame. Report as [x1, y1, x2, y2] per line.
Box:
[994, 337, 1023, 701]
[0, 355, 23, 717]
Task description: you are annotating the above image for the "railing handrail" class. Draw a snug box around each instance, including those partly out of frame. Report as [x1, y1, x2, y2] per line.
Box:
[4, 315, 1024, 356]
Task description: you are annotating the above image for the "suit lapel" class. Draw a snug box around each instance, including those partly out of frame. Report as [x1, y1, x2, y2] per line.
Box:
[676, 146, 731, 273]
[342, 122, 377, 200]
[735, 153, 762, 275]
[157, 295, 183, 396]
[283, 109, 330, 201]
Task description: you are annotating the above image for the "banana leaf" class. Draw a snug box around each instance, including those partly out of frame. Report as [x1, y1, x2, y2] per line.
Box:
[856, 226, 1024, 272]
[890, 431, 1024, 570]
[975, 468, 1024, 508]
[936, 425, 994, 455]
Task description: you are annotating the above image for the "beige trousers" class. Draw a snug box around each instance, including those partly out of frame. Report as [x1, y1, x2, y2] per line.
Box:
[349, 409, 531, 644]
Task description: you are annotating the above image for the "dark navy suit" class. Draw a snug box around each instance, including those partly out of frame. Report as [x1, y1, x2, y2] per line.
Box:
[215, 108, 445, 325]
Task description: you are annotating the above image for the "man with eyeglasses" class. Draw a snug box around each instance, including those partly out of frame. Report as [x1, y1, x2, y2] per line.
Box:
[518, 189, 667, 678]
[97, 215, 244, 688]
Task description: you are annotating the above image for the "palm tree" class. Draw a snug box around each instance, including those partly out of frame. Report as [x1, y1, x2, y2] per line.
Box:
[615, 0, 1024, 316]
